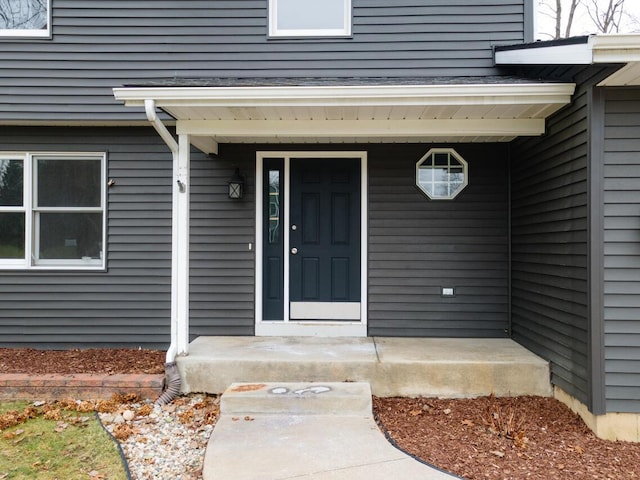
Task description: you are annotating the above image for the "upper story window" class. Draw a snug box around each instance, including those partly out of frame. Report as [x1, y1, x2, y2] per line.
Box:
[0, 152, 106, 270]
[416, 148, 468, 200]
[0, 0, 50, 38]
[269, 0, 351, 37]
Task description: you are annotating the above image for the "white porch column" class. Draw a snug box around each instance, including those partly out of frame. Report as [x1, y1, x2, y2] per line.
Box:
[172, 134, 190, 356]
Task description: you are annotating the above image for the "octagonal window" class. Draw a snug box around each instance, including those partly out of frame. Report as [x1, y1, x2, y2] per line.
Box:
[416, 148, 468, 200]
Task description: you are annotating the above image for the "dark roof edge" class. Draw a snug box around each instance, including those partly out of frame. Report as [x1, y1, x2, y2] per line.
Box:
[495, 35, 591, 52]
[123, 75, 565, 89]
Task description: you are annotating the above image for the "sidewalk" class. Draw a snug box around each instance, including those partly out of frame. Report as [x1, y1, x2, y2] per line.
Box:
[203, 382, 461, 480]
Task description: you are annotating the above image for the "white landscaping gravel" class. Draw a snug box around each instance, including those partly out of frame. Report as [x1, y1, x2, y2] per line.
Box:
[99, 395, 219, 480]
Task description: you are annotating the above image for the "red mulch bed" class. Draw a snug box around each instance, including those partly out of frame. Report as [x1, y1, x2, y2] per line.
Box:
[0, 348, 165, 375]
[1, 348, 639, 479]
[373, 395, 640, 480]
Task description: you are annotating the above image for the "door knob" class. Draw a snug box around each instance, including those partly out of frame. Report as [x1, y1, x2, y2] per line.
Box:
[291, 247, 298, 255]
[291, 224, 297, 231]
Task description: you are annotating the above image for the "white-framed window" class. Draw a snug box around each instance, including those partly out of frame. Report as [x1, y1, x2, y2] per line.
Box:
[0, 152, 106, 270]
[269, 0, 351, 37]
[416, 148, 468, 200]
[0, 0, 51, 38]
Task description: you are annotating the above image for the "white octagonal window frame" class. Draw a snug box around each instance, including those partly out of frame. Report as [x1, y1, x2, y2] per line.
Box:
[416, 148, 468, 200]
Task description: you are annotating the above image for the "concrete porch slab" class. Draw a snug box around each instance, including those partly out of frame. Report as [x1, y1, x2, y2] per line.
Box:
[372, 337, 552, 397]
[177, 336, 551, 398]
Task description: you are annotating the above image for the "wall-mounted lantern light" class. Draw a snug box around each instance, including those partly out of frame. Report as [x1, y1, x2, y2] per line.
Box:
[228, 168, 245, 200]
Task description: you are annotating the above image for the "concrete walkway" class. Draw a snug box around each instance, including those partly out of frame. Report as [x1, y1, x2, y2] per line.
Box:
[203, 382, 461, 480]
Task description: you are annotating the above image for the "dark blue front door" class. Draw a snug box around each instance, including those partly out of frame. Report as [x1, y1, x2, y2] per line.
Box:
[289, 157, 361, 320]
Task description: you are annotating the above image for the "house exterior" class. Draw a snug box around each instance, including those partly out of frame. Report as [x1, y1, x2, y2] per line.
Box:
[1, 0, 639, 439]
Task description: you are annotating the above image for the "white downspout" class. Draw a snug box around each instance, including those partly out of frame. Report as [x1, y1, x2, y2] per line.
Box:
[145, 100, 178, 154]
[144, 99, 189, 365]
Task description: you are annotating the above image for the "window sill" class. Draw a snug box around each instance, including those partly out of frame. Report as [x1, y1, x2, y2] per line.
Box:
[0, 263, 106, 272]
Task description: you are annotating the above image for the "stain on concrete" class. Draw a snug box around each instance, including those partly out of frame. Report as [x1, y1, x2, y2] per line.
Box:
[231, 383, 267, 392]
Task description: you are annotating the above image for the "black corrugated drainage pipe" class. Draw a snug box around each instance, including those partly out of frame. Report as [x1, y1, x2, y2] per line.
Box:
[155, 362, 181, 406]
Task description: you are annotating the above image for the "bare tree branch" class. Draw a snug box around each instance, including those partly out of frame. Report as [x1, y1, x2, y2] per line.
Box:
[538, 0, 638, 38]
[585, 0, 625, 33]
[564, 0, 580, 37]
[555, 0, 563, 38]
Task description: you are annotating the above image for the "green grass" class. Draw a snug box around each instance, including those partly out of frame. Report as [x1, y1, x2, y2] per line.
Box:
[0, 401, 127, 480]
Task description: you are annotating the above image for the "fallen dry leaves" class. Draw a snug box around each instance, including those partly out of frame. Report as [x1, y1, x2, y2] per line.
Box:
[111, 423, 137, 441]
[0, 406, 39, 431]
[0, 393, 143, 432]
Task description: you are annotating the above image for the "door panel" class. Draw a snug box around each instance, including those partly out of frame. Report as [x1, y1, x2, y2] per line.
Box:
[289, 158, 360, 318]
[332, 193, 350, 244]
[331, 257, 350, 300]
[301, 193, 320, 244]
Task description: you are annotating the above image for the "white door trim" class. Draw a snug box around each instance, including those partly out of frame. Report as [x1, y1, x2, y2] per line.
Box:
[255, 151, 368, 337]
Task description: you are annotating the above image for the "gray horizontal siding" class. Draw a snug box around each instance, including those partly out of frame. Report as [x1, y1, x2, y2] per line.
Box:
[0, 0, 526, 121]
[0, 128, 257, 347]
[0, 126, 173, 348]
[603, 88, 640, 413]
[368, 144, 510, 337]
[509, 70, 596, 407]
[189, 144, 256, 337]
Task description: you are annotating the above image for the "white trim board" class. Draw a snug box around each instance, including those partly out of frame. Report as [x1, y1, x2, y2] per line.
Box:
[495, 35, 640, 66]
[115, 83, 575, 107]
[177, 118, 547, 138]
[495, 43, 593, 65]
[255, 151, 368, 337]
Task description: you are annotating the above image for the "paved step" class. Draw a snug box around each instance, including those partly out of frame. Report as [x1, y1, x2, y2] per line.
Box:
[221, 382, 372, 416]
[178, 336, 552, 398]
[204, 381, 459, 480]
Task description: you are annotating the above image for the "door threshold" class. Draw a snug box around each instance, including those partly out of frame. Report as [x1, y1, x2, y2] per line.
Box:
[255, 322, 367, 337]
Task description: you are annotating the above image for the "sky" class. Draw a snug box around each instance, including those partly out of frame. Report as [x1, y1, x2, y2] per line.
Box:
[536, 0, 640, 40]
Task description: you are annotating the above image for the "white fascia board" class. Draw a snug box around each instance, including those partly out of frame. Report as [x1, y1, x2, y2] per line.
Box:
[177, 118, 546, 137]
[113, 84, 575, 109]
[496, 34, 640, 66]
[495, 43, 593, 65]
[591, 35, 640, 63]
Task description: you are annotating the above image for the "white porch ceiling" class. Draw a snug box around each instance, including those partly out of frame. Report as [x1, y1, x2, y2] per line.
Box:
[113, 83, 575, 152]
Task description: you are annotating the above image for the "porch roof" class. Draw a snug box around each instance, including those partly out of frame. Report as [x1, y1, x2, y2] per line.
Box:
[113, 78, 575, 154]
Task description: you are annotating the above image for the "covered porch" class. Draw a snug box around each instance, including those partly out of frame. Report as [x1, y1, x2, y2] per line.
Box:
[112, 79, 576, 362]
[176, 336, 551, 397]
